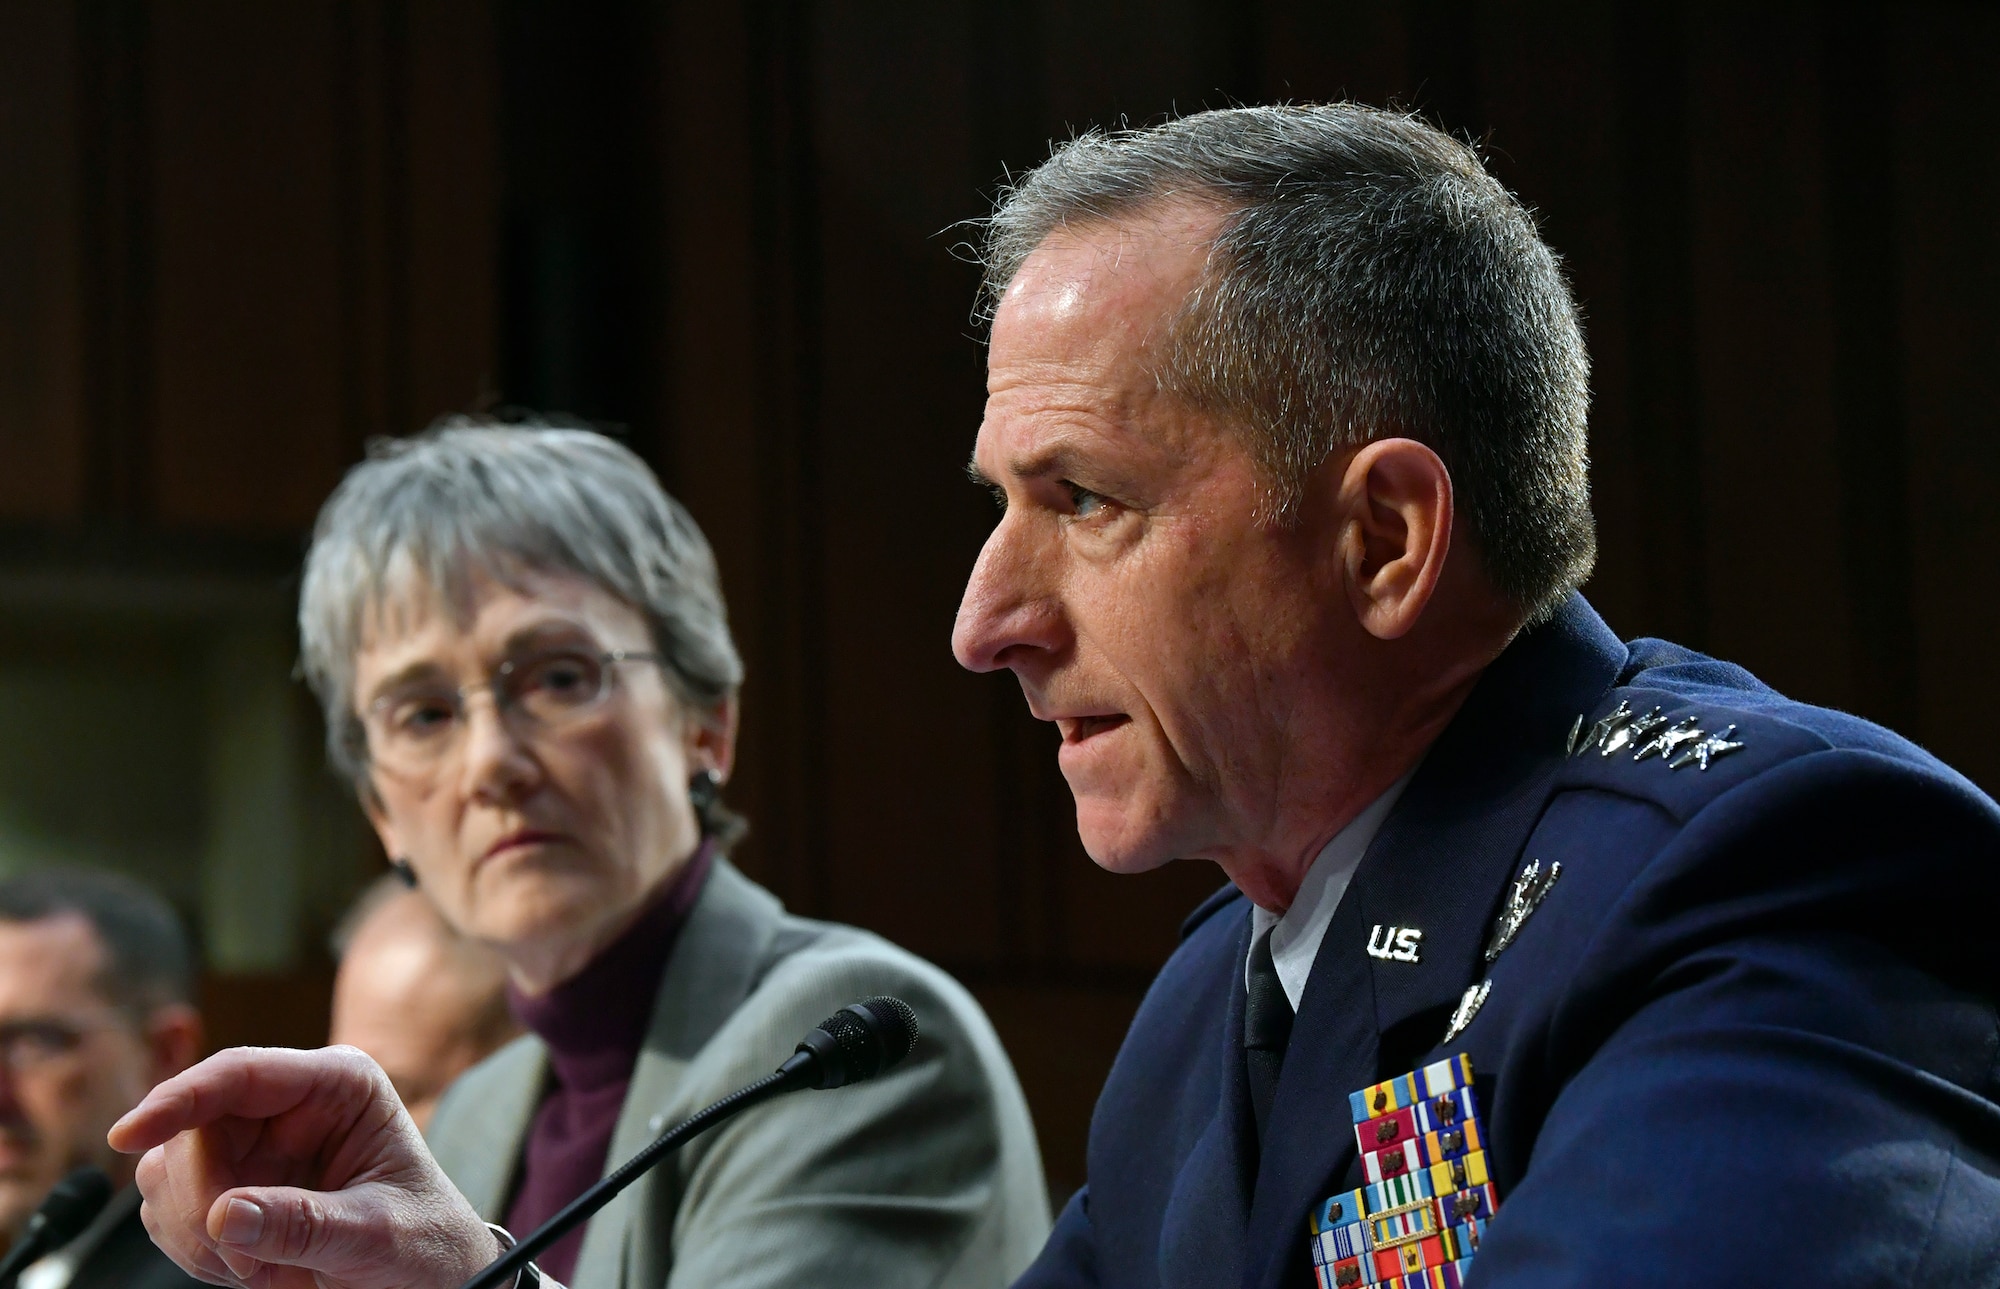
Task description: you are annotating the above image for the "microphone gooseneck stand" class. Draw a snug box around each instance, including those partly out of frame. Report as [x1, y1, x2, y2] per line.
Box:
[459, 995, 919, 1289]
[0, 1166, 114, 1289]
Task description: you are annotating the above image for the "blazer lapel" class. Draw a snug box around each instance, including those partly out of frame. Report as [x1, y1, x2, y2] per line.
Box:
[569, 859, 785, 1288]
[427, 1036, 547, 1221]
[1242, 595, 1627, 1289]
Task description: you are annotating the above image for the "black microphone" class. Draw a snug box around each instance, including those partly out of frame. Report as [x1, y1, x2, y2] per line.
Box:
[460, 996, 919, 1289]
[0, 1167, 113, 1286]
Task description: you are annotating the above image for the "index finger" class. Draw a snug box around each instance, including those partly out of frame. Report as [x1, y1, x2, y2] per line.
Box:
[110, 1045, 383, 1153]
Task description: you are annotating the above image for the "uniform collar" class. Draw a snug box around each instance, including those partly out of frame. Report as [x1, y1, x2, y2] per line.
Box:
[1249, 768, 1417, 1010]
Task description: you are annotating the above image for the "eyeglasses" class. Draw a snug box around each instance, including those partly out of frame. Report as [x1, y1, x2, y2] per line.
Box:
[361, 648, 664, 777]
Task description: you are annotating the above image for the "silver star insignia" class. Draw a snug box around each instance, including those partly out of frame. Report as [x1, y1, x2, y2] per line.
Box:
[1574, 701, 1633, 757]
[1632, 715, 1703, 762]
[1668, 723, 1743, 771]
[1601, 706, 1665, 757]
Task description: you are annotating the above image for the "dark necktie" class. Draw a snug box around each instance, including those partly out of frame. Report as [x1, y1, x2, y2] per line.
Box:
[1243, 928, 1294, 1140]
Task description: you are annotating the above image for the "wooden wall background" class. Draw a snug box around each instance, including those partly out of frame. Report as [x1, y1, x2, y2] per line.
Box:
[0, 0, 1994, 1194]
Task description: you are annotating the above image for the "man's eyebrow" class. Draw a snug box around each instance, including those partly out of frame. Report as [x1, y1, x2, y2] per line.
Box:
[964, 445, 1088, 486]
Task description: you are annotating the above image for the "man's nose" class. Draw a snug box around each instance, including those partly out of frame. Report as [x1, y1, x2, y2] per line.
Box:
[952, 523, 1063, 674]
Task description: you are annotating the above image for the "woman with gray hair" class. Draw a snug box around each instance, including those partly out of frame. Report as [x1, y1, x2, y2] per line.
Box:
[120, 420, 1049, 1289]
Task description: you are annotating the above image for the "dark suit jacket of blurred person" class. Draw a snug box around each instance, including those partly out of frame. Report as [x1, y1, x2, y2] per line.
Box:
[427, 859, 1051, 1289]
[23, 1189, 201, 1289]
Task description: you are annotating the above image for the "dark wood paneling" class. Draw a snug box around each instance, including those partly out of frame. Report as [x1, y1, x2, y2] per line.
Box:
[1893, 4, 2000, 788]
[200, 967, 335, 1053]
[1682, 9, 1852, 708]
[404, 0, 500, 426]
[150, 2, 349, 531]
[0, 4, 86, 521]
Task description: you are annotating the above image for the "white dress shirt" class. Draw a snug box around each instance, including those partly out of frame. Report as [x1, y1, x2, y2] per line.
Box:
[1247, 770, 1416, 1011]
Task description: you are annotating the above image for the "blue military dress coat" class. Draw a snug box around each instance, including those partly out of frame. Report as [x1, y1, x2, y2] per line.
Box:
[1013, 594, 2000, 1288]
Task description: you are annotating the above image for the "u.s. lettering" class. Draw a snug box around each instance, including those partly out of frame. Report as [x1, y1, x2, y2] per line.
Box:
[1366, 924, 1423, 963]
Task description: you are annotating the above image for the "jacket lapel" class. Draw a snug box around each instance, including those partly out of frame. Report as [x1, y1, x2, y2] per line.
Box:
[426, 1035, 547, 1221]
[1158, 910, 1260, 1289]
[1241, 595, 1627, 1289]
[569, 860, 786, 1288]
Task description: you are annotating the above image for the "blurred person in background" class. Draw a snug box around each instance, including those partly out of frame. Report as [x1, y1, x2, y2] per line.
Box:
[328, 874, 520, 1133]
[117, 421, 1048, 1289]
[0, 869, 201, 1289]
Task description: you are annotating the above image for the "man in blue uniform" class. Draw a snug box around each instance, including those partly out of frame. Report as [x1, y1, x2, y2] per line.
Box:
[953, 104, 2000, 1286]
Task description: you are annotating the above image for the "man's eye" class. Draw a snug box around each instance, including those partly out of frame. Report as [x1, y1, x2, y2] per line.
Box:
[1064, 482, 1106, 517]
[987, 484, 1008, 513]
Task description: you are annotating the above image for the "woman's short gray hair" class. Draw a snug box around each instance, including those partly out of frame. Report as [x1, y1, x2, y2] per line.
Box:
[298, 419, 744, 788]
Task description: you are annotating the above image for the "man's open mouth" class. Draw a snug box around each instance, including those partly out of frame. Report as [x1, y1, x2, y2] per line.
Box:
[1060, 714, 1131, 743]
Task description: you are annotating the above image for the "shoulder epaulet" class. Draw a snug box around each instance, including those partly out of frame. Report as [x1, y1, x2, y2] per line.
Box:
[1555, 687, 1832, 821]
[1180, 880, 1246, 941]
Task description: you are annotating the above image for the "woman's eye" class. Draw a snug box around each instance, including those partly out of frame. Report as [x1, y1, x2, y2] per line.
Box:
[521, 655, 599, 701]
[392, 698, 456, 736]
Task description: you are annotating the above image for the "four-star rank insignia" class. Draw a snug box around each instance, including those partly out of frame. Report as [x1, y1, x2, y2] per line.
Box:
[1309, 1055, 1498, 1289]
[1570, 700, 1746, 773]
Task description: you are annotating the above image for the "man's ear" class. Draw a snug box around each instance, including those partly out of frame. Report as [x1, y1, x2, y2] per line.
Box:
[1337, 437, 1454, 641]
[145, 1003, 204, 1081]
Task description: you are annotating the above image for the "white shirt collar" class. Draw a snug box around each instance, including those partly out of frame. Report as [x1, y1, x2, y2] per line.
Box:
[1248, 769, 1416, 1011]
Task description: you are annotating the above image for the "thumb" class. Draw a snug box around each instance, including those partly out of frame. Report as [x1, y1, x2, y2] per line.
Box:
[206, 1182, 399, 1276]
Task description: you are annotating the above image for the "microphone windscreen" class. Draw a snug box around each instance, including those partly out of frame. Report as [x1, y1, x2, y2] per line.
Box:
[848, 996, 919, 1067]
[799, 996, 920, 1088]
[35, 1166, 112, 1245]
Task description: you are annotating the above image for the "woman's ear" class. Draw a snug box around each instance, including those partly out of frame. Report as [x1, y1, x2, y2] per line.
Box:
[688, 693, 740, 782]
[1337, 437, 1454, 641]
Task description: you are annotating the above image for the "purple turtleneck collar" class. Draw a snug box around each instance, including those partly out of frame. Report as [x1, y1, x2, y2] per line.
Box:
[503, 841, 715, 1282]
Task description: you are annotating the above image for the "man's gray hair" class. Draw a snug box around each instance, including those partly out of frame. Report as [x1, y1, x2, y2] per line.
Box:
[299, 419, 745, 789]
[981, 103, 1595, 620]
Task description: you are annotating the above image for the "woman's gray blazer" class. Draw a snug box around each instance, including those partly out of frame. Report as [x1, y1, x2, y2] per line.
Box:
[426, 858, 1052, 1288]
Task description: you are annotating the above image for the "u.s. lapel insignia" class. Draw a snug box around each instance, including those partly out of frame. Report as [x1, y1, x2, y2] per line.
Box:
[1483, 858, 1560, 963]
[1668, 723, 1743, 771]
[1309, 1055, 1498, 1289]
[1367, 925, 1423, 963]
[1441, 980, 1491, 1045]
